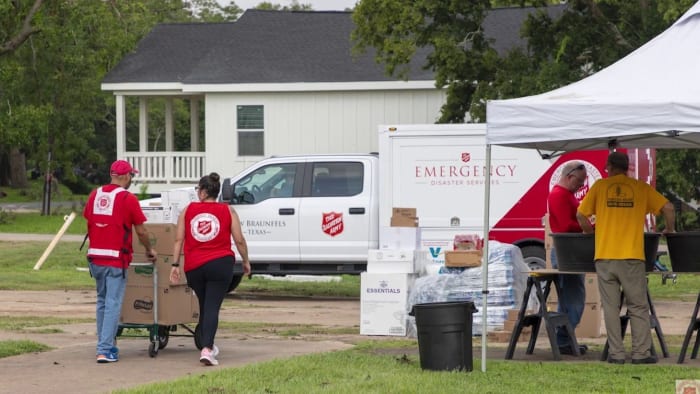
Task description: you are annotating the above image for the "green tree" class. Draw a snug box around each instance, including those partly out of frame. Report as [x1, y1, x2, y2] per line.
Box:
[253, 1, 313, 11]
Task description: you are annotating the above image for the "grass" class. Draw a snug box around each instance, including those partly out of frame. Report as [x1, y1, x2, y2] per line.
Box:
[116, 344, 700, 394]
[0, 340, 52, 359]
[0, 212, 87, 235]
[0, 241, 94, 290]
[0, 316, 92, 332]
[0, 178, 87, 203]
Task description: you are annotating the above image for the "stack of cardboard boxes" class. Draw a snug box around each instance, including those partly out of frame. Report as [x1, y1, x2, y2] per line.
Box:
[543, 214, 602, 338]
[360, 208, 426, 336]
[488, 309, 532, 343]
[121, 222, 199, 325]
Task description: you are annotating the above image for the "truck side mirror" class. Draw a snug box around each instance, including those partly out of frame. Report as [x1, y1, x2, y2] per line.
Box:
[221, 178, 233, 202]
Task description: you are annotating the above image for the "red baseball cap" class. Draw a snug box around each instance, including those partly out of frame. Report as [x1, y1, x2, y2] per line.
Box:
[110, 160, 139, 176]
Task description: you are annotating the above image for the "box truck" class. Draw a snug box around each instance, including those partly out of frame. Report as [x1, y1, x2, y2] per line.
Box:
[205, 124, 652, 290]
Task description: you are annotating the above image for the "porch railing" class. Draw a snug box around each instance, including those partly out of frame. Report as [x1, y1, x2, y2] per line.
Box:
[124, 152, 205, 184]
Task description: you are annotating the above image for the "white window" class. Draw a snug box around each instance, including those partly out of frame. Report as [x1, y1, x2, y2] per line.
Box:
[237, 105, 264, 156]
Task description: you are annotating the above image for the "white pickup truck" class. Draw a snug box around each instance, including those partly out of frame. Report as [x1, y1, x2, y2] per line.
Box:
[219, 124, 646, 290]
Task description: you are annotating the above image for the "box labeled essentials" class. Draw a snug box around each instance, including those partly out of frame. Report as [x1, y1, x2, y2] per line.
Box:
[380, 226, 422, 250]
[445, 250, 482, 267]
[120, 284, 199, 325]
[360, 272, 415, 336]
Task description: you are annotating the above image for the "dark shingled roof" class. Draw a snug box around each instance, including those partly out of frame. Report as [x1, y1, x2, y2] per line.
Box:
[103, 5, 566, 86]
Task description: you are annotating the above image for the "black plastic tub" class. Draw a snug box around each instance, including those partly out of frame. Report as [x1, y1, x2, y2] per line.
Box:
[551, 233, 595, 272]
[551, 232, 660, 272]
[665, 232, 700, 272]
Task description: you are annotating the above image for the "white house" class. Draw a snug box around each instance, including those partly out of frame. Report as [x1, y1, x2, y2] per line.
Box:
[101, 7, 562, 193]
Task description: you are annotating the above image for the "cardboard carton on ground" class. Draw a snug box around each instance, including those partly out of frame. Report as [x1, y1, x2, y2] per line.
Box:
[577, 302, 602, 338]
[121, 284, 199, 326]
[360, 272, 415, 336]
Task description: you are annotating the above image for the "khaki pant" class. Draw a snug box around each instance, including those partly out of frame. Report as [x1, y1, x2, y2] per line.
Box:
[595, 259, 652, 361]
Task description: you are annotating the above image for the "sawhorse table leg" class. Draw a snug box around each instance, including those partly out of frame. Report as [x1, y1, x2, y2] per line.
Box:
[678, 292, 700, 364]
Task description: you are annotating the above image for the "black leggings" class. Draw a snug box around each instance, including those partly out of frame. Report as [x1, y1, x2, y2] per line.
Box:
[185, 256, 234, 349]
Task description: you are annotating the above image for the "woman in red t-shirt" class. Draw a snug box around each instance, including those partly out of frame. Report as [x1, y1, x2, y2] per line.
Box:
[170, 172, 251, 366]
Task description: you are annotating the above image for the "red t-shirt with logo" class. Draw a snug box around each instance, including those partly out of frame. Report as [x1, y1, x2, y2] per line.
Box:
[183, 202, 234, 272]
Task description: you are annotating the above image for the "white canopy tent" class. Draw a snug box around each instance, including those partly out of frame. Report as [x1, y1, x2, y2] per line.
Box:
[479, 2, 700, 372]
[487, 1, 700, 153]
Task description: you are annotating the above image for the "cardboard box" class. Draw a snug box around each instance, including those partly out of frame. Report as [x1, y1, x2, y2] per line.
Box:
[141, 205, 174, 224]
[390, 215, 418, 227]
[367, 249, 427, 274]
[546, 273, 599, 304]
[444, 250, 482, 267]
[390, 207, 418, 227]
[128, 255, 187, 286]
[132, 223, 178, 255]
[120, 284, 199, 325]
[577, 302, 602, 338]
[360, 272, 415, 336]
[379, 226, 422, 250]
[392, 207, 416, 218]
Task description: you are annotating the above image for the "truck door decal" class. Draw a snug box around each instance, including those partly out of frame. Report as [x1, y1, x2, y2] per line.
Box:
[322, 211, 344, 237]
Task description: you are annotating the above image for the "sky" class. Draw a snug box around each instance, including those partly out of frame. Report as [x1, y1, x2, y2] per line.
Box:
[232, 0, 357, 11]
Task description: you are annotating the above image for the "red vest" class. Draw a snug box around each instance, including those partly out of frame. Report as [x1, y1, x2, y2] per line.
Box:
[184, 202, 234, 272]
[85, 186, 131, 267]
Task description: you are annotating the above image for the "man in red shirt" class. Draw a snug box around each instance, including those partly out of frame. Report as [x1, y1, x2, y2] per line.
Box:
[84, 160, 157, 363]
[548, 161, 589, 355]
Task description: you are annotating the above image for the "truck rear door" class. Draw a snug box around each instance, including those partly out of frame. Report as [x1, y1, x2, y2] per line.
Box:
[298, 158, 372, 264]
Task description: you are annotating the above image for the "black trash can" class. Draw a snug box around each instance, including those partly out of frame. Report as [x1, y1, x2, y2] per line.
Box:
[409, 301, 478, 372]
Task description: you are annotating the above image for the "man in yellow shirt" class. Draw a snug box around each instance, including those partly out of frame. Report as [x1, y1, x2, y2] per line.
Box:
[576, 151, 675, 365]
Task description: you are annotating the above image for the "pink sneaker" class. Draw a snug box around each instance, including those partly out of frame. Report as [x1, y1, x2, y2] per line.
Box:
[200, 347, 219, 366]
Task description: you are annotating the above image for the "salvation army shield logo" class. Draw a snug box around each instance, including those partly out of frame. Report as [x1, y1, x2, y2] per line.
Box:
[97, 195, 112, 209]
[322, 212, 344, 237]
[191, 213, 220, 242]
[461, 152, 471, 163]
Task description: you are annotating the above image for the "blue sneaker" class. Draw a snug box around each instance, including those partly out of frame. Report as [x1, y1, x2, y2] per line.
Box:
[110, 346, 119, 356]
[97, 352, 118, 363]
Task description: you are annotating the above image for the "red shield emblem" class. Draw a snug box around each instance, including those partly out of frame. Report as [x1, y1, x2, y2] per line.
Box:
[197, 220, 212, 235]
[322, 212, 344, 237]
[461, 152, 471, 163]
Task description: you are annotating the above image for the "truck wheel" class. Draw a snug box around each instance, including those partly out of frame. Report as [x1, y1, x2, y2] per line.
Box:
[520, 245, 545, 270]
[227, 274, 243, 293]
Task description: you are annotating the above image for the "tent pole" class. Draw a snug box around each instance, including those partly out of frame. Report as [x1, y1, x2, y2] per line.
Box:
[481, 144, 492, 372]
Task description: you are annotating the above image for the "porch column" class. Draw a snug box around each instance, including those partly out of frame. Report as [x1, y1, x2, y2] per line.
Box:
[115, 95, 126, 159]
[190, 98, 200, 151]
[165, 98, 174, 152]
[139, 97, 148, 152]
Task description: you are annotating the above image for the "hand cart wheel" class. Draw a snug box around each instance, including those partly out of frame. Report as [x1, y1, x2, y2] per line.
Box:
[148, 341, 158, 357]
[194, 323, 203, 350]
[157, 325, 171, 349]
